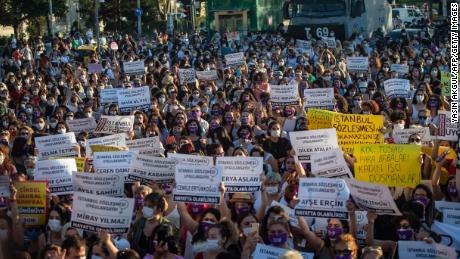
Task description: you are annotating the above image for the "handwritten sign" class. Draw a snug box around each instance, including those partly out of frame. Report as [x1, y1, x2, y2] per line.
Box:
[72, 171, 124, 197]
[123, 60, 145, 75]
[303, 88, 335, 110]
[346, 57, 369, 72]
[117, 86, 151, 112]
[441, 72, 451, 97]
[35, 133, 78, 160]
[67, 117, 97, 133]
[225, 52, 245, 66]
[126, 137, 164, 156]
[196, 70, 218, 81]
[392, 127, 431, 145]
[179, 68, 196, 84]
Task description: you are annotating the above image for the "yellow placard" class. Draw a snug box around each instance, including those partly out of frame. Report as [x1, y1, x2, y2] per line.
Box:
[90, 145, 128, 155]
[308, 109, 384, 154]
[354, 144, 421, 187]
[421, 146, 457, 161]
[75, 157, 85, 172]
[16, 181, 48, 227]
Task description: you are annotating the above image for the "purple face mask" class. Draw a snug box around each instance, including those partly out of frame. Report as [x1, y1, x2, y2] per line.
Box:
[327, 227, 343, 241]
[447, 186, 458, 198]
[188, 125, 198, 134]
[396, 102, 404, 109]
[191, 204, 205, 215]
[235, 205, 250, 215]
[241, 117, 249, 124]
[191, 110, 201, 119]
[225, 116, 233, 123]
[415, 196, 430, 207]
[200, 220, 215, 233]
[336, 255, 352, 259]
[397, 228, 414, 240]
[285, 109, 294, 117]
[268, 232, 288, 247]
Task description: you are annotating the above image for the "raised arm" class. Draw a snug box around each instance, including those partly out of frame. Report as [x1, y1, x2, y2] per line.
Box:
[297, 216, 324, 253]
[177, 202, 199, 234]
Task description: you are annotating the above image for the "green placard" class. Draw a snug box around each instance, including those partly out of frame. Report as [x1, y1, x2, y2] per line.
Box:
[441, 72, 451, 97]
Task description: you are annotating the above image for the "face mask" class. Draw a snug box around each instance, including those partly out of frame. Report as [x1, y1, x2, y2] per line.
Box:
[200, 220, 215, 233]
[336, 255, 352, 259]
[426, 60, 433, 65]
[285, 109, 294, 117]
[235, 205, 250, 215]
[142, 206, 155, 219]
[188, 125, 198, 134]
[394, 123, 405, 130]
[265, 186, 278, 194]
[91, 255, 103, 259]
[327, 227, 343, 241]
[349, 91, 356, 97]
[416, 95, 424, 103]
[206, 239, 221, 251]
[268, 232, 288, 247]
[49, 122, 57, 128]
[57, 128, 66, 134]
[158, 97, 165, 104]
[447, 186, 458, 197]
[239, 132, 250, 140]
[270, 130, 281, 138]
[431, 70, 438, 77]
[419, 118, 428, 126]
[242, 227, 253, 237]
[397, 228, 414, 240]
[35, 123, 45, 130]
[353, 100, 362, 106]
[48, 219, 62, 232]
[383, 67, 389, 72]
[225, 116, 233, 123]
[415, 196, 430, 207]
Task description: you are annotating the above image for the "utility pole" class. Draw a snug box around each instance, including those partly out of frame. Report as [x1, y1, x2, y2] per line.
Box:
[95, 0, 100, 53]
[191, 0, 196, 32]
[49, 0, 54, 37]
[137, 0, 142, 38]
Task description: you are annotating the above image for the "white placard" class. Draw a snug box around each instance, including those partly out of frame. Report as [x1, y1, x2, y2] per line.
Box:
[345, 179, 401, 215]
[167, 153, 213, 166]
[346, 57, 369, 72]
[225, 31, 240, 42]
[435, 201, 460, 212]
[295, 178, 350, 219]
[34, 158, 77, 195]
[322, 37, 337, 48]
[443, 209, 460, 226]
[94, 115, 134, 134]
[123, 60, 145, 75]
[392, 127, 431, 144]
[179, 68, 196, 84]
[398, 241, 457, 259]
[67, 117, 97, 133]
[437, 111, 460, 141]
[391, 64, 409, 75]
[86, 133, 127, 155]
[303, 88, 335, 109]
[270, 84, 299, 107]
[431, 221, 460, 251]
[128, 155, 176, 184]
[225, 52, 245, 66]
[126, 137, 164, 156]
[0, 176, 10, 197]
[311, 148, 353, 178]
[252, 243, 314, 259]
[35, 133, 78, 160]
[173, 164, 222, 204]
[196, 70, 218, 81]
[71, 191, 134, 233]
[216, 157, 262, 193]
[100, 88, 120, 104]
[72, 172, 124, 197]
[384, 79, 410, 99]
[117, 86, 151, 113]
[93, 151, 137, 180]
[289, 128, 339, 164]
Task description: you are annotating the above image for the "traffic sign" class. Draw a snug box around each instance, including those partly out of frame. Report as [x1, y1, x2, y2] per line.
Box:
[135, 8, 143, 17]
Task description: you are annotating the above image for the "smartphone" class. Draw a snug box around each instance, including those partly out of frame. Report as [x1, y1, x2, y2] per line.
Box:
[250, 223, 259, 234]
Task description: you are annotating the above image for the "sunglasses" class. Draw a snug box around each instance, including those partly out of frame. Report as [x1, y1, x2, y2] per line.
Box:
[409, 138, 422, 143]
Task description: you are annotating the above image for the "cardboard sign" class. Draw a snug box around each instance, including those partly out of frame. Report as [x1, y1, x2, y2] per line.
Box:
[252, 244, 314, 259]
[270, 84, 299, 107]
[438, 111, 460, 141]
[295, 178, 350, 219]
[346, 57, 369, 72]
[195, 70, 218, 81]
[123, 60, 145, 75]
[303, 88, 335, 110]
[225, 52, 245, 66]
[441, 72, 451, 97]
[167, 153, 213, 166]
[88, 63, 103, 74]
[392, 127, 431, 144]
[94, 115, 134, 134]
[289, 128, 339, 164]
[384, 79, 410, 99]
[100, 88, 120, 104]
[128, 155, 176, 184]
[311, 148, 353, 178]
[35, 133, 78, 160]
[354, 144, 421, 187]
[117, 86, 151, 112]
[93, 151, 137, 180]
[0, 176, 10, 197]
[345, 179, 401, 215]
[72, 172, 124, 197]
[86, 133, 127, 155]
[391, 64, 409, 75]
[398, 241, 456, 259]
[178, 68, 196, 84]
[216, 157, 262, 192]
[16, 181, 48, 227]
[67, 117, 97, 133]
[126, 137, 164, 156]
[174, 164, 222, 204]
[71, 191, 134, 233]
[307, 109, 384, 154]
[34, 158, 77, 195]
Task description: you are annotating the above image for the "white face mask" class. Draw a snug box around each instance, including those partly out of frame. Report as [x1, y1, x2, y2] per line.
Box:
[265, 186, 278, 194]
[57, 128, 66, 134]
[142, 206, 155, 219]
[416, 95, 424, 103]
[0, 229, 7, 241]
[192, 242, 208, 253]
[48, 219, 62, 232]
[394, 123, 405, 130]
[242, 227, 252, 237]
[206, 239, 221, 251]
[91, 256, 103, 259]
[270, 130, 281, 137]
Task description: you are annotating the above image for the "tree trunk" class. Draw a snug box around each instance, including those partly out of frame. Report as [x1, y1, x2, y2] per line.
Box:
[46, 15, 52, 37]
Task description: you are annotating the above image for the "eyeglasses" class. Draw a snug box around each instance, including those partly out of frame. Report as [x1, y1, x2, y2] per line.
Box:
[409, 138, 422, 143]
[418, 116, 427, 120]
[334, 249, 352, 256]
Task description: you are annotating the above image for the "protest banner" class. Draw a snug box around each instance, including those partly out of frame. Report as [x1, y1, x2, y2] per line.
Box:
[225, 31, 240, 42]
[345, 179, 401, 215]
[303, 88, 335, 110]
[391, 64, 409, 75]
[168, 153, 213, 166]
[384, 79, 410, 99]
[174, 164, 222, 204]
[72, 172, 124, 197]
[322, 37, 337, 48]
[67, 117, 97, 133]
[295, 39, 314, 56]
[270, 84, 299, 107]
[90, 145, 127, 154]
[392, 127, 431, 145]
[88, 63, 103, 74]
[431, 221, 460, 252]
[126, 137, 164, 156]
[311, 148, 353, 178]
[441, 72, 451, 97]
[179, 68, 196, 84]
[252, 244, 314, 259]
[295, 178, 350, 219]
[216, 157, 262, 192]
[71, 191, 134, 233]
[100, 88, 120, 104]
[128, 155, 176, 184]
[93, 151, 137, 180]
[289, 128, 339, 164]
[346, 57, 369, 72]
[443, 209, 460, 226]
[75, 157, 85, 172]
[0, 176, 10, 197]
[86, 133, 127, 155]
[225, 52, 245, 66]
[354, 144, 420, 187]
[195, 70, 218, 81]
[435, 201, 460, 212]
[355, 211, 368, 243]
[34, 158, 77, 195]
[438, 111, 460, 141]
[35, 133, 78, 160]
[307, 109, 384, 154]
[117, 86, 151, 112]
[16, 181, 47, 227]
[398, 241, 456, 259]
[123, 60, 145, 75]
[94, 115, 134, 134]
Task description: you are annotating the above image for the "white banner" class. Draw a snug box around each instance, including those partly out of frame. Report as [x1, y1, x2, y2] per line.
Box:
[438, 111, 460, 141]
[303, 88, 335, 109]
[93, 151, 137, 180]
[311, 148, 353, 178]
[67, 118, 97, 133]
[72, 172, 124, 197]
[196, 70, 218, 81]
[398, 241, 457, 259]
[179, 68, 196, 84]
[34, 158, 77, 195]
[289, 128, 339, 163]
[216, 157, 262, 192]
[435, 201, 460, 212]
[94, 115, 134, 134]
[117, 86, 151, 112]
[100, 88, 120, 104]
[35, 133, 78, 160]
[123, 60, 145, 75]
[126, 137, 164, 156]
[128, 155, 176, 184]
[384, 79, 410, 99]
[322, 37, 337, 48]
[167, 153, 213, 166]
[295, 178, 350, 219]
[345, 179, 401, 215]
[443, 209, 460, 226]
[225, 52, 245, 66]
[391, 64, 409, 75]
[174, 164, 222, 204]
[346, 57, 369, 72]
[270, 84, 299, 107]
[71, 191, 134, 233]
[252, 243, 314, 259]
[86, 133, 127, 155]
[392, 127, 431, 144]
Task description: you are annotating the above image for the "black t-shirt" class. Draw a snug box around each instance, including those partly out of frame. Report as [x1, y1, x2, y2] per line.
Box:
[263, 137, 292, 160]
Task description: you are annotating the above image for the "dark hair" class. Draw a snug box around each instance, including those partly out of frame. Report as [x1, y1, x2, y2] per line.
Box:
[208, 220, 234, 248]
[192, 208, 222, 244]
[61, 236, 85, 255]
[390, 110, 407, 122]
[144, 192, 166, 212]
[116, 249, 140, 259]
[151, 223, 180, 255]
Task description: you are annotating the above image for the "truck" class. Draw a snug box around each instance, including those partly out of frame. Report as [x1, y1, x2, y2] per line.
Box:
[282, 0, 393, 40]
